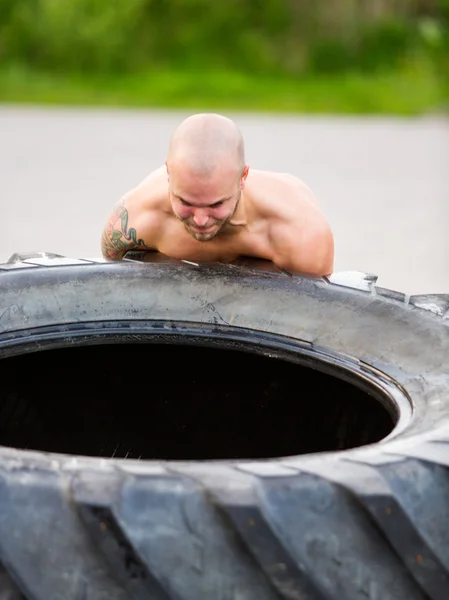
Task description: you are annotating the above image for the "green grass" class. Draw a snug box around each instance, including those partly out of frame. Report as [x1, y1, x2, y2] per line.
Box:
[0, 64, 445, 115]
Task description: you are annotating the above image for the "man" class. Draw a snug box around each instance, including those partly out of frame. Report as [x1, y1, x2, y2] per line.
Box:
[101, 113, 334, 276]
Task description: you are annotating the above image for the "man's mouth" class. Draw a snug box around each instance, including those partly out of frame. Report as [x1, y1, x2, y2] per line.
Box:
[189, 223, 216, 231]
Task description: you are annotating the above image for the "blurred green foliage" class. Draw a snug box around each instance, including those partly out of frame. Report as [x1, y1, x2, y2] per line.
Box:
[0, 0, 447, 74]
[0, 0, 447, 112]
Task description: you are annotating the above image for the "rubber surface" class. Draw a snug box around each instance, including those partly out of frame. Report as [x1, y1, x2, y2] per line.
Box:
[0, 251, 449, 599]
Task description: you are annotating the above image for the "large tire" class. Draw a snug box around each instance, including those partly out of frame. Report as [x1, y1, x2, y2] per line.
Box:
[0, 250, 449, 600]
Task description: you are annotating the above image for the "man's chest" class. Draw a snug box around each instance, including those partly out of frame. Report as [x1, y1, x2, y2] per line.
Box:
[157, 236, 240, 263]
[157, 222, 271, 264]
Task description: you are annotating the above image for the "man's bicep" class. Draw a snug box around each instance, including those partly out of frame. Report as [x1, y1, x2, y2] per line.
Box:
[100, 199, 156, 261]
[271, 221, 334, 277]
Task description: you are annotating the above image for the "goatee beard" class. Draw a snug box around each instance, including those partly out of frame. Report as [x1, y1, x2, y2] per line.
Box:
[185, 222, 220, 242]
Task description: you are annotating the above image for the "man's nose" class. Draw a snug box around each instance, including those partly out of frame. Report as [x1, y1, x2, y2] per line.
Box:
[192, 210, 209, 227]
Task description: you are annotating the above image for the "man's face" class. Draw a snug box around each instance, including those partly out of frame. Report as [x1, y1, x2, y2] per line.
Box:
[167, 164, 247, 242]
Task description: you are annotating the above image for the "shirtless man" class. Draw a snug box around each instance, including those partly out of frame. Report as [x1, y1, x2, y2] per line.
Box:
[101, 113, 334, 276]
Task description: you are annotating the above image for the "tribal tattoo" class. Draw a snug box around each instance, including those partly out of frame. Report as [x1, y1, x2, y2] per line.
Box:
[101, 200, 149, 260]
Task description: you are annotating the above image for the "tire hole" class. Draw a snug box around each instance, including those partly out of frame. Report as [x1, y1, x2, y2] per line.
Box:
[0, 343, 395, 459]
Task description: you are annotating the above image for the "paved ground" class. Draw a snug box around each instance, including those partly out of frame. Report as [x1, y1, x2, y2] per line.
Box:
[1, 105, 448, 294]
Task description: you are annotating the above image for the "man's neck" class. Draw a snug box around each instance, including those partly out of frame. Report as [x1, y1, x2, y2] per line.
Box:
[228, 191, 248, 227]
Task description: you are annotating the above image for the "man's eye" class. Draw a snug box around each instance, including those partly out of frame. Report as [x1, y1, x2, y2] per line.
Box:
[180, 200, 190, 206]
[211, 202, 223, 208]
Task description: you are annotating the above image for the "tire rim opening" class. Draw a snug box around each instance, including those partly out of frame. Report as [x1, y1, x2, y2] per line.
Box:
[0, 325, 408, 460]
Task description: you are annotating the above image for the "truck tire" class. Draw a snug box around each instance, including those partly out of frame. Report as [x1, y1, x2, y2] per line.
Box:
[0, 250, 448, 600]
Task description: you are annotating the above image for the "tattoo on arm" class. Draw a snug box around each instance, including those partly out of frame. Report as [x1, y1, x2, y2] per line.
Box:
[101, 200, 150, 260]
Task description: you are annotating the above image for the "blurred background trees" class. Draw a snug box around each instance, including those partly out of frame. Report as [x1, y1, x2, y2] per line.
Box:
[0, 0, 447, 112]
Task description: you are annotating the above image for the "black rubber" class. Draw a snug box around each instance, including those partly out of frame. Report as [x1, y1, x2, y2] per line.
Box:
[0, 250, 449, 600]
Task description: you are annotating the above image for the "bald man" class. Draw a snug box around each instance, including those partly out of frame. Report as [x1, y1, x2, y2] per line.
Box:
[101, 113, 334, 276]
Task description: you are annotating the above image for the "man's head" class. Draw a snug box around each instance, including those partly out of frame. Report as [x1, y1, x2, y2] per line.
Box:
[165, 113, 249, 241]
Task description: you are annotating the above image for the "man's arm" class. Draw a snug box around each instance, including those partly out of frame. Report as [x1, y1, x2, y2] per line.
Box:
[100, 197, 154, 261]
[270, 217, 334, 277]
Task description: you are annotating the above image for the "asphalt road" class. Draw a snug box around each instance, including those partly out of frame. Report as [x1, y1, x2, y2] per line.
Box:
[1, 106, 448, 295]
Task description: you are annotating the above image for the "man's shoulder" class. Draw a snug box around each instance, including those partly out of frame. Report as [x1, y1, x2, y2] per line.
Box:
[128, 165, 168, 210]
[118, 166, 168, 241]
[248, 169, 319, 219]
[251, 169, 330, 239]
[250, 168, 310, 185]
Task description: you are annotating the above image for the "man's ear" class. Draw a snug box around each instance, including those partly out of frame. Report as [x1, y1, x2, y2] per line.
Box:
[240, 165, 249, 189]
